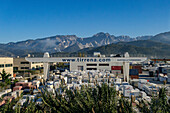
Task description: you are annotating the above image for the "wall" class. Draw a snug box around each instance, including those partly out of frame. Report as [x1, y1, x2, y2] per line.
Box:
[0, 57, 13, 76]
[13, 58, 31, 70]
[70, 62, 123, 71]
[31, 62, 43, 69]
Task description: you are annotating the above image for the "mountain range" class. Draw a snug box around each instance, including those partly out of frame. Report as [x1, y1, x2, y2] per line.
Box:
[0, 31, 170, 58]
[76, 40, 170, 58]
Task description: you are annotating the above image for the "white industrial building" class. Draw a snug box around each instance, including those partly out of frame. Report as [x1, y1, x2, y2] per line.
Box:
[25, 52, 147, 82]
[70, 61, 123, 71]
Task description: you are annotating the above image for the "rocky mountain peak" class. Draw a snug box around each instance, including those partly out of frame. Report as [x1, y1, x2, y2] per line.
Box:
[93, 32, 110, 37]
[3, 31, 170, 57]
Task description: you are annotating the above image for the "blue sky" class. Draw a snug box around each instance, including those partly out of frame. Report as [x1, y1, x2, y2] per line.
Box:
[0, 0, 170, 43]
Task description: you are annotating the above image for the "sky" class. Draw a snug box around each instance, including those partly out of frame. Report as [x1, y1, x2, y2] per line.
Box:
[0, 0, 170, 43]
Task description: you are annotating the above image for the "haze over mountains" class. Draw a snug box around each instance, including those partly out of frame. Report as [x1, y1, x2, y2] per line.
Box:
[0, 31, 170, 58]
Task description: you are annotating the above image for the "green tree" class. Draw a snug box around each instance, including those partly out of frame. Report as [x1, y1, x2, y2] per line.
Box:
[137, 88, 170, 113]
[2, 85, 170, 113]
[0, 69, 12, 90]
[0, 69, 11, 82]
[150, 88, 170, 112]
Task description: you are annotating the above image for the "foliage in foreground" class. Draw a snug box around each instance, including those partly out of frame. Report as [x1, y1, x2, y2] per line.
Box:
[0, 84, 170, 113]
[0, 69, 11, 90]
[0, 70, 18, 92]
[137, 88, 170, 113]
[1, 84, 134, 113]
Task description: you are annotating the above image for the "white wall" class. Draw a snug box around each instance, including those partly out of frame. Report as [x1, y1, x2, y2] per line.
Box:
[70, 62, 123, 71]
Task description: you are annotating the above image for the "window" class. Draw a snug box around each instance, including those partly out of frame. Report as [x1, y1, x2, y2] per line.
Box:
[21, 62, 29, 64]
[99, 64, 109, 66]
[21, 67, 29, 69]
[32, 62, 40, 64]
[0, 64, 4, 68]
[14, 67, 18, 71]
[86, 64, 97, 66]
[78, 66, 83, 71]
[86, 68, 97, 70]
[5, 64, 12, 67]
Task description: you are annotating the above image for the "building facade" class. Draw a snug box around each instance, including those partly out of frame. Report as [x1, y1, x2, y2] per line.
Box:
[13, 58, 43, 71]
[0, 57, 13, 77]
[25, 52, 147, 81]
[70, 61, 123, 71]
[25, 56, 146, 72]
